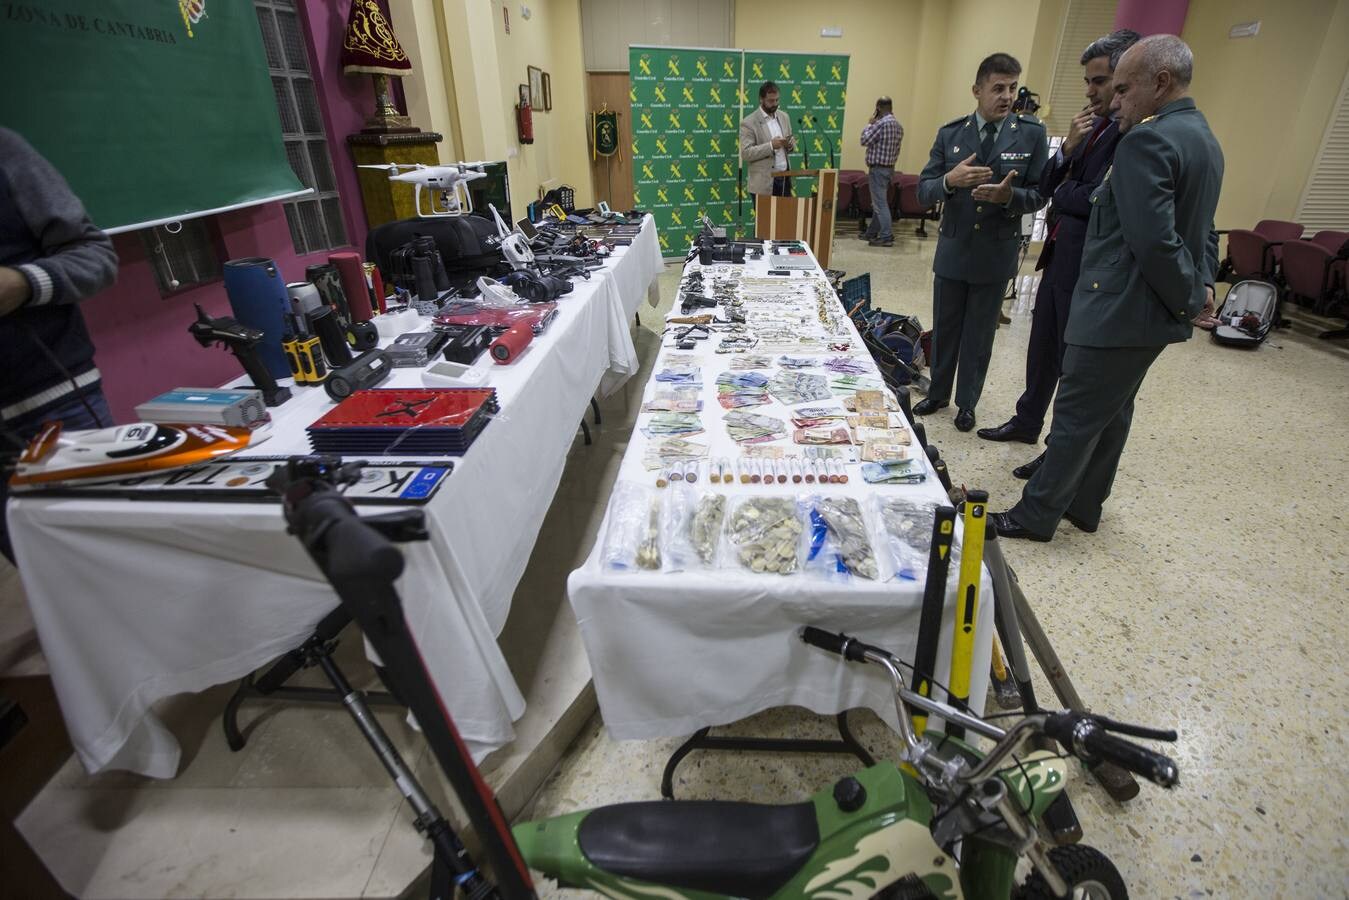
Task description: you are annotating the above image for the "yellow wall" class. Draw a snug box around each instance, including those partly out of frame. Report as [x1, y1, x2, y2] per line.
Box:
[1024, 0, 1070, 111]
[390, 0, 460, 164]
[732, 0, 1049, 173]
[733, 0, 925, 171]
[931, 1, 1042, 138]
[1182, 0, 1349, 229]
[395, 0, 593, 220]
[490, 0, 594, 216]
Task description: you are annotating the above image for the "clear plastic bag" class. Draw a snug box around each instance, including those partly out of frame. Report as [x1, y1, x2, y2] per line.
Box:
[871, 496, 960, 582]
[661, 483, 700, 572]
[689, 492, 727, 568]
[724, 496, 802, 575]
[804, 496, 878, 581]
[602, 482, 660, 571]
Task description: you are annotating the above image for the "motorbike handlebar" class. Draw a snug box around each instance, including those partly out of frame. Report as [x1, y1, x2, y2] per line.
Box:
[799, 626, 883, 664]
[801, 627, 1180, 789]
[1044, 711, 1179, 788]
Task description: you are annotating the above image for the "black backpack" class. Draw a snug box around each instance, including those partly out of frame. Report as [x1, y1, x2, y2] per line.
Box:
[366, 213, 505, 278]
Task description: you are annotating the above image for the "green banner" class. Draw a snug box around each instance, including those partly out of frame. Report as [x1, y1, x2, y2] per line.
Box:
[630, 46, 849, 257]
[745, 52, 850, 175]
[630, 46, 743, 256]
[1, 1, 304, 231]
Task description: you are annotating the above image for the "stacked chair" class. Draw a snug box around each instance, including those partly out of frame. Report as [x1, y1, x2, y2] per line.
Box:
[1280, 230, 1349, 339]
[1281, 230, 1348, 309]
[838, 170, 941, 237]
[1218, 220, 1349, 340]
[837, 170, 869, 220]
[1219, 219, 1304, 283]
[891, 172, 939, 236]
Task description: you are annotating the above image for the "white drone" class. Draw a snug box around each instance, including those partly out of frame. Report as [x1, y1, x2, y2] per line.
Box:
[358, 161, 491, 218]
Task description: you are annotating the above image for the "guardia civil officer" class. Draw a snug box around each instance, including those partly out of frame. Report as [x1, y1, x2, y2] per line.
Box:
[977, 30, 1140, 465]
[913, 53, 1048, 432]
[992, 35, 1224, 541]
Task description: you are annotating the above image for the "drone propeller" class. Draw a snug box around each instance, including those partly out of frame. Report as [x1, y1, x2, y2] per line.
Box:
[456, 160, 493, 169]
[358, 163, 426, 172]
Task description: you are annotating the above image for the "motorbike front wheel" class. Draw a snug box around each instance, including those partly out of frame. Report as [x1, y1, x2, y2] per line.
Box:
[1012, 844, 1127, 900]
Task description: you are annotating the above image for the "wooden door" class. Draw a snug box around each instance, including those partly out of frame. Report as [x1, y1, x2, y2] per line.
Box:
[585, 72, 635, 212]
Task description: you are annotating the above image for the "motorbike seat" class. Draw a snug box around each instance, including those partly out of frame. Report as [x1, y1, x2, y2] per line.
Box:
[576, 799, 819, 898]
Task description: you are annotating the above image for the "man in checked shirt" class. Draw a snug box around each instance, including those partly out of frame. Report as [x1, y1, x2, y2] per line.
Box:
[859, 97, 903, 247]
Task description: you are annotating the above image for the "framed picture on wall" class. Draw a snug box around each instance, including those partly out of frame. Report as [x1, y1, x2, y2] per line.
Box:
[541, 72, 552, 111]
[518, 83, 530, 107]
[528, 65, 544, 110]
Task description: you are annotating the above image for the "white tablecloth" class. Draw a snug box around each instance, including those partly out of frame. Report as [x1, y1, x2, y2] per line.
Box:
[568, 245, 994, 742]
[8, 216, 663, 778]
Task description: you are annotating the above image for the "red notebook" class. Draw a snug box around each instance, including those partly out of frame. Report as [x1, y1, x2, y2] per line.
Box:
[309, 389, 498, 430]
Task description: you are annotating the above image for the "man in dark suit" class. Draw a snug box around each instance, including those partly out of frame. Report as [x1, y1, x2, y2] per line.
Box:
[992, 34, 1224, 541]
[977, 30, 1139, 472]
[912, 53, 1049, 433]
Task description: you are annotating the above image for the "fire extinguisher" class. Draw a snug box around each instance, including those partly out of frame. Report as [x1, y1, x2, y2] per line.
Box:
[517, 99, 534, 144]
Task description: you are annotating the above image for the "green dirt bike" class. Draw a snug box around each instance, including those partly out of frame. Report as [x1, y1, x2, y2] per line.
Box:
[270, 458, 1177, 900]
[514, 628, 1179, 900]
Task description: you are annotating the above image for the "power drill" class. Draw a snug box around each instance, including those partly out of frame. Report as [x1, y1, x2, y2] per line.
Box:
[188, 304, 292, 407]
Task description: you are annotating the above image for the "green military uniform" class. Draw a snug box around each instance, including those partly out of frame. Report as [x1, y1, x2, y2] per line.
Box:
[1010, 97, 1224, 535]
[917, 111, 1049, 412]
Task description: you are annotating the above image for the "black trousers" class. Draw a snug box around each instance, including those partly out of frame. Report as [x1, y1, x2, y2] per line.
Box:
[771, 176, 792, 197]
[1011, 276, 1075, 435]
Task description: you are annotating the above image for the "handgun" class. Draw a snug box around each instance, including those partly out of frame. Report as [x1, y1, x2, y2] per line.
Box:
[188, 304, 292, 406]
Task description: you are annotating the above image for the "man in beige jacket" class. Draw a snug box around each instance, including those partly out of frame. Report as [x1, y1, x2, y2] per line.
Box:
[739, 80, 796, 198]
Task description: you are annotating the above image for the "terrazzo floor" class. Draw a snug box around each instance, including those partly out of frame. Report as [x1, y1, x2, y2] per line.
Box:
[523, 226, 1349, 899]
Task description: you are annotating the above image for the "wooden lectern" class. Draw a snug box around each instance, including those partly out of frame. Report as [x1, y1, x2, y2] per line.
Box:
[754, 168, 839, 268]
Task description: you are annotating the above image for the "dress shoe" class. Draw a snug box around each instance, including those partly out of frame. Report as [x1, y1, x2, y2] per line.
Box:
[1012, 452, 1045, 480]
[1062, 511, 1098, 533]
[912, 398, 949, 416]
[953, 408, 976, 432]
[868, 237, 894, 247]
[989, 511, 1051, 542]
[976, 419, 1039, 444]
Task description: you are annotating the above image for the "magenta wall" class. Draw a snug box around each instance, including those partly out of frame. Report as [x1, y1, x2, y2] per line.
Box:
[81, 2, 374, 422]
[1116, 0, 1189, 35]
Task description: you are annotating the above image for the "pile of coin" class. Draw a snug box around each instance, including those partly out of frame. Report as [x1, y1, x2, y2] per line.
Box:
[727, 497, 801, 574]
[814, 497, 878, 580]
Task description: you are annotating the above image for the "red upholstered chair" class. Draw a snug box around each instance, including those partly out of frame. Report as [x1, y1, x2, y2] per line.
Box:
[840, 169, 872, 217]
[892, 172, 939, 237]
[1320, 251, 1349, 340]
[1281, 231, 1349, 311]
[836, 170, 868, 220]
[1223, 219, 1305, 281]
